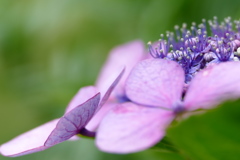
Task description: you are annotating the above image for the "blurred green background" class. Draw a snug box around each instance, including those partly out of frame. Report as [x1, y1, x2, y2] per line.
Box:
[1, 0, 240, 159]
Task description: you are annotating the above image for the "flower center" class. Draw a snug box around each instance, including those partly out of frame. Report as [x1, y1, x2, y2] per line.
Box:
[173, 101, 185, 114]
[148, 17, 240, 83]
[116, 94, 131, 103]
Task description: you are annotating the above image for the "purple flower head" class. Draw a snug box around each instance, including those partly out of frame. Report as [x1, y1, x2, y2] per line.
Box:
[0, 67, 124, 157]
[96, 17, 240, 153]
[148, 17, 240, 83]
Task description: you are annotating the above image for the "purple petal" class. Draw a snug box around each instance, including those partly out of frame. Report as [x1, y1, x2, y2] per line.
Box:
[126, 59, 185, 109]
[96, 102, 174, 153]
[86, 68, 125, 131]
[98, 67, 125, 108]
[184, 61, 240, 110]
[44, 93, 100, 146]
[65, 86, 98, 113]
[96, 40, 145, 98]
[85, 103, 115, 131]
[0, 119, 59, 157]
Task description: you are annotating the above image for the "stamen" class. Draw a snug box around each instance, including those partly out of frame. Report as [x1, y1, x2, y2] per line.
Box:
[149, 17, 240, 83]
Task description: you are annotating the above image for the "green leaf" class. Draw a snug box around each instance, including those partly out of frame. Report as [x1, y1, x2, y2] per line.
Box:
[151, 137, 180, 153]
[149, 137, 185, 160]
[167, 100, 240, 160]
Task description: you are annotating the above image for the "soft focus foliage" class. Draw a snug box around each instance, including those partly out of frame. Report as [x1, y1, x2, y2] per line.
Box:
[1, 0, 240, 160]
[167, 99, 240, 160]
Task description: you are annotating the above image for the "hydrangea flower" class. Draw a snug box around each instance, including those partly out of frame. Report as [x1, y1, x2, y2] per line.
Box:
[0, 40, 145, 157]
[96, 17, 240, 153]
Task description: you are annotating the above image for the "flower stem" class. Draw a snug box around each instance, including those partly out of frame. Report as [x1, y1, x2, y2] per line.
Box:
[79, 128, 96, 137]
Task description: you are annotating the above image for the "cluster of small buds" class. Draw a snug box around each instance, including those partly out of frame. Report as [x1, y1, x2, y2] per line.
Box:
[148, 17, 240, 83]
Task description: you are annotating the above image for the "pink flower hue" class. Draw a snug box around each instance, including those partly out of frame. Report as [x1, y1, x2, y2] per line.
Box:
[85, 40, 146, 131]
[0, 39, 144, 157]
[0, 67, 124, 157]
[96, 58, 240, 153]
[95, 40, 146, 99]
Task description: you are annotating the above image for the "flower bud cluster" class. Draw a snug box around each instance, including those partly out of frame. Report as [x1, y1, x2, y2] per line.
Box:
[148, 17, 240, 83]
